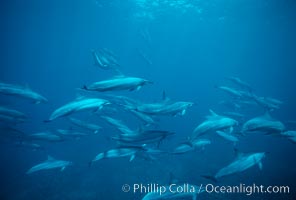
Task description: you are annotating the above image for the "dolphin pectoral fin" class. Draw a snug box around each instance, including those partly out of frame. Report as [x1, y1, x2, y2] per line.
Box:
[61, 166, 66, 171]
[201, 146, 205, 151]
[129, 154, 135, 162]
[181, 109, 186, 116]
[47, 155, 55, 161]
[258, 161, 263, 170]
[136, 86, 142, 91]
[228, 126, 234, 134]
[93, 106, 103, 113]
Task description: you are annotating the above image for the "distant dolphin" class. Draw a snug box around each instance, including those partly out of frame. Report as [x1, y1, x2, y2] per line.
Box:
[112, 129, 175, 146]
[122, 92, 194, 117]
[227, 77, 252, 91]
[216, 130, 239, 145]
[90, 146, 146, 164]
[128, 110, 156, 126]
[26, 156, 72, 174]
[101, 115, 134, 135]
[69, 118, 102, 134]
[171, 139, 211, 154]
[0, 106, 27, 119]
[56, 129, 89, 138]
[0, 107, 27, 124]
[27, 132, 64, 142]
[83, 76, 152, 92]
[0, 82, 47, 104]
[202, 150, 266, 182]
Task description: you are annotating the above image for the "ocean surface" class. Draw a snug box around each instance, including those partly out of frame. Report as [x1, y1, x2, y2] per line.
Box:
[0, 0, 296, 199]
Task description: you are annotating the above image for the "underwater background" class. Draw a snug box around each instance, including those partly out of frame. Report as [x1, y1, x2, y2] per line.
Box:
[0, 0, 296, 199]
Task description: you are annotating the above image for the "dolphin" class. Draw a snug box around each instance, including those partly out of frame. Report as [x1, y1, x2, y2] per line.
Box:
[56, 129, 89, 138]
[130, 100, 193, 117]
[171, 143, 195, 154]
[0, 106, 27, 120]
[227, 77, 252, 91]
[27, 132, 64, 142]
[191, 110, 238, 140]
[139, 28, 152, 47]
[26, 156, 72, 174]
[0, 107, 27, 124]
[83, 76, 152, 92]
[0, 114, 26, 124]
[90, 145, 146, 164]
[92, 48, 119, 70]
[216, 86, 244, 98]
[92, 49, 109, 69]
[69, 118, 102, 134]
[137, 48, 152, 66]
[191, 138, 212, 149]
[138, 101, 194, 116]
[172, 139, 211, 154]
[241, 112, 285, 134]
[216, 130, 239, 145]
[16, 141, 44, 151]
[112, 129, 175, 146]
[47, 97, 110, 121]
[129, 110, 156, 126]
[0, 82, 48, 104]
[252, 96, 283, 111]
[100, 115, 134, 135]
[118, 92, 193, 117]
[202, 150, 266, 182]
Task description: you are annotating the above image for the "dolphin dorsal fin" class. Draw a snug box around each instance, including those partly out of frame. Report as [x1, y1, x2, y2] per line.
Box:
[168, 172, 179, 185]
[162, 90, 166, 100]
[258, 161, 263, 170]
[47, 156, 55, 161]
[209, 109, 218, 116]
[206, 109, 219, 119]
[75, 94, 85, 100]
[162, 90, 170, 102]
[25, 83, 31, 90]
[262, 111, 272, 120]
[113, 70, 125, 78]
[129, 154, 135, 162]
[141, 144, 147, 149]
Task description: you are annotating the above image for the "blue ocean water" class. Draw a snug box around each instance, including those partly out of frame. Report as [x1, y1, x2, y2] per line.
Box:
[0, 0, 296, 199]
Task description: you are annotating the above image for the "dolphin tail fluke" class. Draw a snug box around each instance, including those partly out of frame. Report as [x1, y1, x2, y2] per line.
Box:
[88, 161, 93, 168]
[201, 175, 217, 183]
